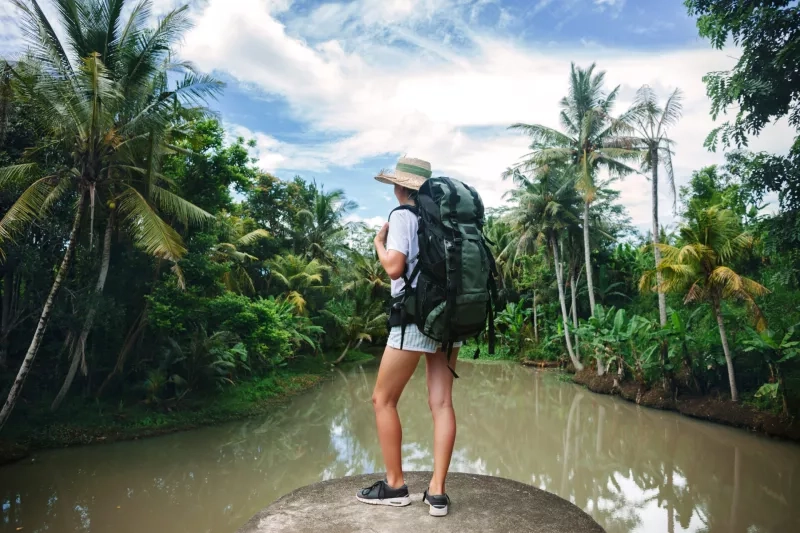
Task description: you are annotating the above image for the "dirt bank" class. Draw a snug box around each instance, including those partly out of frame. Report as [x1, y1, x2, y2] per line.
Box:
[572, 368, 800, 442]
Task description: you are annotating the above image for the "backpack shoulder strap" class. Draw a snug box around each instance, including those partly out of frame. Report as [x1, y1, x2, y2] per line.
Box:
[389, 204, 418, 219]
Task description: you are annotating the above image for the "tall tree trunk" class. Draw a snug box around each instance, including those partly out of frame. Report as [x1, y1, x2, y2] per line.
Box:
[0, 193, 86, 431]
[552, 238, 582, 371]
[570, 271, 579, 359]
[51, 214, 113, 410]
[0, 266, 12, 369]
[533, 290, 539, 344]
[651, 150, 668, 327]
[334, 340, 352, 365]
[714, 300, 739, 402]
[652, 149, 669, 390]
[583, 201, 596, 315]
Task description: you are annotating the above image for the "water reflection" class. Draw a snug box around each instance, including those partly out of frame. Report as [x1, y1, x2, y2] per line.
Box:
[1, 361, 799, 533]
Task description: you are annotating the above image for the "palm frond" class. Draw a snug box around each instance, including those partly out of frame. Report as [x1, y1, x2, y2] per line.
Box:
[12, 0, 74, 74]
[150, 185, 213, 227]
[159, 72, 224, 107]
[710, 266, 744, 293]
[117, 186, 186, 262]
[657, 88, 684, 132]
[660, 142, 677, 210]
[237, 229, 271, 246]
[509, 122, 575, 146]
[0, 176, 58, 243]
[0, 163, 39, 188]
[684, 281, 707, 304]
[123, 5, 192, 89]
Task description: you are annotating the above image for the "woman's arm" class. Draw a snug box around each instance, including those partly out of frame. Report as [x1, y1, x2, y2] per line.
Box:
[374, 222, 407, 280]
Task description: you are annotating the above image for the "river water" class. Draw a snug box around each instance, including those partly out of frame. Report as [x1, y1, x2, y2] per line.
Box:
[1, 361, 799, 533]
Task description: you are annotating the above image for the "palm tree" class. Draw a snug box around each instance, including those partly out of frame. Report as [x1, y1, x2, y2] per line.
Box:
[294, 183, 357, 267]
[0, 0, 222, 422]
[507, 165, 584, 370]
[630, 85, 684, 327]
[342, 249, 390, 301]
[508, 62, 643, 315]
[268, 253, 329, 314]
[323, 295, 387, 364]
[484, 211, 523, 294]
[211, 212, 271, 294]
[639, 206, 770, 401]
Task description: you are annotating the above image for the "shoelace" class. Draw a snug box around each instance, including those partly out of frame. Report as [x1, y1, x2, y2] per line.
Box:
[362, 480, 386, 498]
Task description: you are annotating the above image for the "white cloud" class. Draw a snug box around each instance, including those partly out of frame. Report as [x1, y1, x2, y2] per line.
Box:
[183, 0, 792, 229]
[178, 2, 795, 230]
[345, 214, 387, 228]
[594, 0, 625, 8]
[7, 0, 786, 235]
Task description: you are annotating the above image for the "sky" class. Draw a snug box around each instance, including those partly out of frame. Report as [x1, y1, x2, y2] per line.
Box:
[1, 0, 795, 234]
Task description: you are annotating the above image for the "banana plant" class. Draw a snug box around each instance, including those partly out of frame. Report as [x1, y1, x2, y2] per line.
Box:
[663, 307, 707, 393]
[496, 301, 533, 354]
[577, 304, 621, 377]
[741, 325, 799, 415]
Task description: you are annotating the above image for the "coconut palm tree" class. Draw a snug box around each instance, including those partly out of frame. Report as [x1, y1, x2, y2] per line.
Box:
[342, 249, 390, 301]
[268, 253, 329, 315]
[508, 62, 643, 315]
[630, 85, 684, 327]
[210, 212, 271, 294]
[639, 205, 770, 401]
[0, 0, 222, 422]
[294, 183, 357, 267]
[507, 165, 584, 370]
[323, 293, 387, 364]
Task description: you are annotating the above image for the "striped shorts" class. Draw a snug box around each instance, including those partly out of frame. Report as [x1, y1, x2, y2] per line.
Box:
[387, 323, 463, 353]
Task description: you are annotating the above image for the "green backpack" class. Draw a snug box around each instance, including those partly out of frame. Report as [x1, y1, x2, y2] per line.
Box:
[388, 176, 500, 377]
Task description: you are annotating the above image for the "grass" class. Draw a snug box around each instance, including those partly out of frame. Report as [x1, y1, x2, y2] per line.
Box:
[459, 342, 520, 362]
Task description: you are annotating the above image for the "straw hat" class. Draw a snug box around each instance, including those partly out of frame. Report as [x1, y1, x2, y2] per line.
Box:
[374, 156, 432, 191]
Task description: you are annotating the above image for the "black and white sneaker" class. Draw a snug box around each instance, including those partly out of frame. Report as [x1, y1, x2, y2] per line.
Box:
[423, 489, 450, 516]
[355, 479, 411, 507]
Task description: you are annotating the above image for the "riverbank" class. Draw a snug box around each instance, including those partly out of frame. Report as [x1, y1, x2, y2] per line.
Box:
[0, 353, 368, 466]
[572, 368, 800, 442]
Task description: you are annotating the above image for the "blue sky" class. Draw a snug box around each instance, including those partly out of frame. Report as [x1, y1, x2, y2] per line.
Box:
[1, 0, 794, 233]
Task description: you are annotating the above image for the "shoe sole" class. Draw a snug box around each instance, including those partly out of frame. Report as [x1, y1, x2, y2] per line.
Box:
[356, 494, 411, 507]
[424, 499, 448, 517]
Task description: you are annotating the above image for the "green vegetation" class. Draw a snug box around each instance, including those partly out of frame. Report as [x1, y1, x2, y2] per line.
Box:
[487, 0, 800, 417]
[0, 0, 799, 455]
[0, 0, 390, 450]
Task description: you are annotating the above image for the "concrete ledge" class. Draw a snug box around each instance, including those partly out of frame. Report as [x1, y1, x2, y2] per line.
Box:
[237, 471, 605, 532]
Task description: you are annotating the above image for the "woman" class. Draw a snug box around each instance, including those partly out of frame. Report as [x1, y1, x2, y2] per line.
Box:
[355, 157, 460, 517]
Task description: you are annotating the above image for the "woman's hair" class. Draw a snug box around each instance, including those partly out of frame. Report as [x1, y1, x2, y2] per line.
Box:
[405, 187, 419, 204]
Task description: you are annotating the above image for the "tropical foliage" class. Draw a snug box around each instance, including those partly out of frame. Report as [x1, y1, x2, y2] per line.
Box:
[1, 0, 799, 440]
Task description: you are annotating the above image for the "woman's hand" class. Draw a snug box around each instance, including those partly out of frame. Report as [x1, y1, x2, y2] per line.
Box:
[374, 222, 389, 248]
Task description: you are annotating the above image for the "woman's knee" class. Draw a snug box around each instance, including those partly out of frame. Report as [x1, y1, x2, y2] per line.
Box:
[427, 393, 453, 413]
[372, 389, 399, 410]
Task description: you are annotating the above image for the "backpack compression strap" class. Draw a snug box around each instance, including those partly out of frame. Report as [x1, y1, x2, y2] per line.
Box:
[439, 178, 461, 379]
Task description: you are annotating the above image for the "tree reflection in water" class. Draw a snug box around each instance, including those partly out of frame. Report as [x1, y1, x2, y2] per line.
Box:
[2, 361, 799, 533]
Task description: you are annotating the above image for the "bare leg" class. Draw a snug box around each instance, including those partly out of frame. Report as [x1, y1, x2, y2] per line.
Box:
[426, 347, 458, 495]
[372, 346, 422, 488]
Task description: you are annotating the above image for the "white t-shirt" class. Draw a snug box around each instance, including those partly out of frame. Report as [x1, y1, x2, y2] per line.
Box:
[385, 208, 419, 297]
